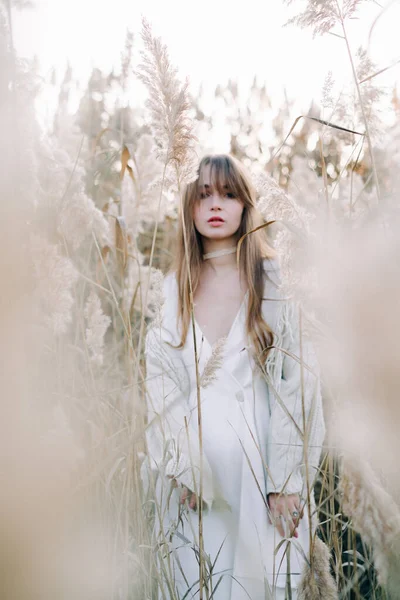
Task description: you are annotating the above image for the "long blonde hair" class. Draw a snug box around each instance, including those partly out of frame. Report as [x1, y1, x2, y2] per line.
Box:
[172, 154, 276, 362]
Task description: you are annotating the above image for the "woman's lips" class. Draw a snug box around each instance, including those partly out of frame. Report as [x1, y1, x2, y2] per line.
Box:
[208, 218, 225, 227]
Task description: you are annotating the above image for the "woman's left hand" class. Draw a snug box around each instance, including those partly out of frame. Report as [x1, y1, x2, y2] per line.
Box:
[267, 493, 303, 538]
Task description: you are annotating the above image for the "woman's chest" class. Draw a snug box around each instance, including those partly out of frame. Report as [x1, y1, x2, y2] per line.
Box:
[193, 275, 248, 346]
[161, 270, 283, 375]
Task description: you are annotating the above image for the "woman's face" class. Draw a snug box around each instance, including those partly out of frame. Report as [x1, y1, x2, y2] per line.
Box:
[193, 164, 244, 242]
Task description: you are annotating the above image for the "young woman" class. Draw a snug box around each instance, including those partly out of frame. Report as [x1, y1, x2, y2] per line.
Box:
[143, 154, 326, 600]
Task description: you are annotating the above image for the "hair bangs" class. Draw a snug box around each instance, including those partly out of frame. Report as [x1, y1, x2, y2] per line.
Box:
[197, 155, 251, 204]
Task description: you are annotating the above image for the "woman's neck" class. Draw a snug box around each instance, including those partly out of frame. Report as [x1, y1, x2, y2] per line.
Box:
[201, 237, 238, 270]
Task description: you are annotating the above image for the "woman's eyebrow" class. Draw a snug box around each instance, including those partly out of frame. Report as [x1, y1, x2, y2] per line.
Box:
[203, 183, 229, 189]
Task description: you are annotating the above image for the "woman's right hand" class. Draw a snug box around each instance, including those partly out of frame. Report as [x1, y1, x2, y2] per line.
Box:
[180, 485, 199, 510]
[267, 492, 303, 538]
[168, 477, 200, 510]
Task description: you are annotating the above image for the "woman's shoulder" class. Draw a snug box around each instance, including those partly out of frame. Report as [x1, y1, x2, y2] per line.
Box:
[163, 270, 177, 293]
[262, 256, 282, 288]
[161, 271, 180, 311]
[146, 271, 179, 351]
[151, 270, 180, 343]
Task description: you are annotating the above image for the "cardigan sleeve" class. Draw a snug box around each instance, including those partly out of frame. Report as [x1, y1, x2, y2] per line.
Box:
[142, 325, 215, 508]
[266, 300, 326, 496]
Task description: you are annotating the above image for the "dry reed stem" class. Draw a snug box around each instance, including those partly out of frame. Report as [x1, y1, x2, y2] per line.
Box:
[335, 1, 381, 201]
[298, 307, 314, 565]
[177, 170, 207, 599]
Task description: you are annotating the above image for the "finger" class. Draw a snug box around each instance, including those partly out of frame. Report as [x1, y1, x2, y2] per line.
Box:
[293, 495, 304, 518]
[286, 514, 298, 538]
[269, 496, 286, 536]
[275, 516, 285, 538]
[292, 513, 301, 533]
[268, 496, 278, 524]
[294, 509, 302, 527]
[292, 504, 302, 525]
[189, 493, 197, 510]
[287, 499, 301, 524]
[277, 520, 286, 538]
[180, 486, 189, 504]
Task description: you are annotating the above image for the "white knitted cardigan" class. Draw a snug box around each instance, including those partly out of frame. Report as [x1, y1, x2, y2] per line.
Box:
[142, 260, 336, 596]
[143, 259, 325, 514]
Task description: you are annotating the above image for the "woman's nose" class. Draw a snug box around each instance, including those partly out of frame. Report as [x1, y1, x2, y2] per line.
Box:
[210, 194, 222, 209]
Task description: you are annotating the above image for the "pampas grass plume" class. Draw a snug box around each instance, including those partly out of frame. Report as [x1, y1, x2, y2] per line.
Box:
[200, 337, 226, 388]
[31, 234, 78, 335]
[340, 458, 400, 587]
[59, 189, 110, 251]
[137, 17, 198, 184]
[297, 536, 338, 600]
[84, 291, 111, 366]
[147, 268, 165, 329]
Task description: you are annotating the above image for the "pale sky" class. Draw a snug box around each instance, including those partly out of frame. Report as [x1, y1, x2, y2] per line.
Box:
[12, 0, 400, 120]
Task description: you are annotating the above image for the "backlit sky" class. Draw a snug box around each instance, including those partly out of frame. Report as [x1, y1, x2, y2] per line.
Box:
[12, 0, 400, 123]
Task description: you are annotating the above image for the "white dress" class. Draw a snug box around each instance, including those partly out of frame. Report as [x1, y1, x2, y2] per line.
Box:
[142, 258, 325, 599]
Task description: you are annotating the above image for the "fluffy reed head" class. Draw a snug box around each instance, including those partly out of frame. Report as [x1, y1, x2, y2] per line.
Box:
[340, 457, 400, 587]
[297, 536, 338, 600]
[284, 0, 367, 37]
[200, 337, 226, 388]
[137, 18, 198, 184]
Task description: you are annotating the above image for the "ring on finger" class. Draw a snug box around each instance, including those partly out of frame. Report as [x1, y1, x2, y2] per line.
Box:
[292, 510, 299, 518]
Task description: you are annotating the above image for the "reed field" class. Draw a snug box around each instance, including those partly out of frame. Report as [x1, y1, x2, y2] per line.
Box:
[2, 0, 400, 598]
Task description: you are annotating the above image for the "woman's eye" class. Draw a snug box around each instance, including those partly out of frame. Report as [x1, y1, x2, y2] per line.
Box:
[199, 191, 235, 199]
